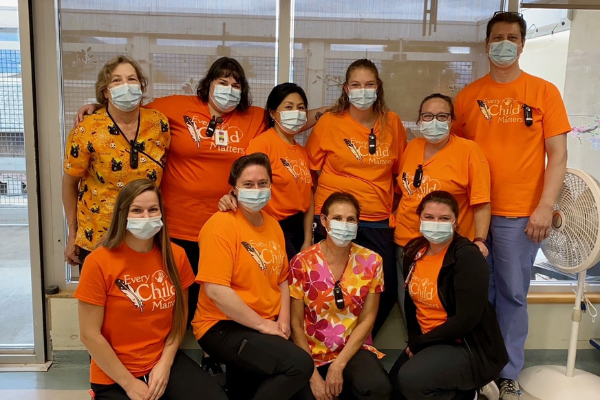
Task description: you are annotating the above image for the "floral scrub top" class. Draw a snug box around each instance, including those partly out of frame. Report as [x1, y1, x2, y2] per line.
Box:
[64, 107, 170, 250]
[289, 242, 385, 366]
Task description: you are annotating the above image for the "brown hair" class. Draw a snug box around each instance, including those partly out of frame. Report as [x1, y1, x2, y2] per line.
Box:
[329, 59, 389, 126]
[404, 191, 460, 262]
[486, 12, 527, 43]
[321, 192, 361, 221]
[417, 93, 455, 123]
[196, 57, 252, 112]
[95, 55, 148, 106]
[228, 152, 273, 187]
[103, 179, 185, 342]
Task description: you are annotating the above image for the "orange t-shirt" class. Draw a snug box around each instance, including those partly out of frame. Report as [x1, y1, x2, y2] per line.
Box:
[306, 111, 407, 221]
[74, 242, 195, 385]
[452, 72, 571, 217]
[192, 210, 289, 340]
[394, 135, 490, 246]
[247, 128, 312, 221]
[408, 247, 448, 335]
[148, 95, 268, 241]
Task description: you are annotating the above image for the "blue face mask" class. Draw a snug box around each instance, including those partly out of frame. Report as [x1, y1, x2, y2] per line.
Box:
[348, 88, 377, 111]
[488, 40, 520, 68]
[419, 120, 450, 143]
[236, 188, 271, 212]
[326, 218, 358, 247]
[109, 83, 143, 112]
[212, 85, 242, 113]
[420, 220, 454, 244]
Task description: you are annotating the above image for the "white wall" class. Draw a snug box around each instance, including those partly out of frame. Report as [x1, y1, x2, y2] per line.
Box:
[520, 30, 570, 96]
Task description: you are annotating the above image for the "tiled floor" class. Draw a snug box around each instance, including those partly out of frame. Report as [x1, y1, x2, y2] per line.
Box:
[0, 349, 598, 399]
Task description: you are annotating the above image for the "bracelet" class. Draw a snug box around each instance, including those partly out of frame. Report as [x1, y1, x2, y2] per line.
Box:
[473, 237, 487, 246]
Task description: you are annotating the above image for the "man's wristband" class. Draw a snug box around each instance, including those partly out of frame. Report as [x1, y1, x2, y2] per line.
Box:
[473, 237, 487, 246]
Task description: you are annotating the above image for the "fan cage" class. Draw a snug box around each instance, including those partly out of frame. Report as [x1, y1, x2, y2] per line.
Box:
[542, 168, 600, 274]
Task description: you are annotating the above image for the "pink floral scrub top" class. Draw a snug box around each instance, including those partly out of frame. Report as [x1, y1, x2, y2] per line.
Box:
[289, 242, 385, 366]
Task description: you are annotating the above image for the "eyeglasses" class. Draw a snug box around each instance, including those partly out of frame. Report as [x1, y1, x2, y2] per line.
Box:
[493, 11, 523, 18]
[413, 165, 423, 188]
[130, 141, 139, 169]
[333, 280, 345, 310]
[420, 113, 451, 122]
[368, 128, 376, 155]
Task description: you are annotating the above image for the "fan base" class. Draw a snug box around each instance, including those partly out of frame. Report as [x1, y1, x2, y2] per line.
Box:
[520, 365, 600, 400]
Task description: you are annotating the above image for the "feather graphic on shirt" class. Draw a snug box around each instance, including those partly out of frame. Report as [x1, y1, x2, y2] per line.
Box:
[477, 100, 492, 123]
[402, 173, 413, 196]
[241, 241, 267, 272]
[183, 116, 201, 144]
[280, 158, 299, 180]
[343, 139, 363, 163]
[115, 279, 144, 312]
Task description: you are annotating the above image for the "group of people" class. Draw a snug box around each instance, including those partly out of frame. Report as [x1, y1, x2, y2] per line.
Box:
[66, 11, 569, 400]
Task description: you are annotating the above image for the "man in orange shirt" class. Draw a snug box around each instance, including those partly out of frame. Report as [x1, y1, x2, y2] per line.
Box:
[452, 12, 570, 400]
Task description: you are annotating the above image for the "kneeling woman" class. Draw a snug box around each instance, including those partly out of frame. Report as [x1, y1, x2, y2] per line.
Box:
[390, 191, 508, 400]
[192, 153, 313, 400]
[76, 179, 226, 400]
[290, 192, 390, 400]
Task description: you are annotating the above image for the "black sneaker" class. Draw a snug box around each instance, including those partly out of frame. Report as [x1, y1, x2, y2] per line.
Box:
[201, 355, 224, 376]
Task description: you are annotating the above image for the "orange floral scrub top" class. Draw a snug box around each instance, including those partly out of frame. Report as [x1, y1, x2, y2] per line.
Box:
[64, 108, 170, 250]
[289, 242, 385, 366]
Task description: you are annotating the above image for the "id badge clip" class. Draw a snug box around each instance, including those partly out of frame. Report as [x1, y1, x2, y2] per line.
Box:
[215, 129, 228, 147]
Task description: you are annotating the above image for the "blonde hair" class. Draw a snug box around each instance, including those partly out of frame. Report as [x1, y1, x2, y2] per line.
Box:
[103, 179, 186, 342]
[95, 55, 148, 106]
[329, 59, 389, 127]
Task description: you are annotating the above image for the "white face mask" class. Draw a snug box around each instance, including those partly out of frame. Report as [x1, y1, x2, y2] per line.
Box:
[236, 188, 271, 212]
[109, 83, 143, 112]
[488, 40, 520, 68]
[419, 120, 450, 143]
[348, 88, 377, 111]
[420, 220, 454, 244]
[276, 110, 307, 134]
[127, 216, 163, 240]
[326, 218, 358, 247]
[211, 84, 242, 113]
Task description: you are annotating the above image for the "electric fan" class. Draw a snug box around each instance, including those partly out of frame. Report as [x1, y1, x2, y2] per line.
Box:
[520, 168, 600, 400]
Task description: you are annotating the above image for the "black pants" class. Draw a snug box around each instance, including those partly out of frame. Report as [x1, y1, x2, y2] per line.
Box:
[389, 344, 478, 400]
[199, 320, 314, 400]
[293, 349, 390, 400]
[90, 351, 227, 400]
[78, 247, 92, 274]
[170, 238, 200, 327]
[279, 211, 306, 261]
[314, 218, 397, 337]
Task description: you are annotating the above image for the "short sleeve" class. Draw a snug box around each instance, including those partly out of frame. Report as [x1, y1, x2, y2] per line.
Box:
[393, 115, 408, 174]
[247, 136, 268, 155]
[278, 252, 290, 285]
[305, 121, 327, 171]
[288, 254, 305, 300]
[467, 143, 491, 206]
[197, 220, 235, 287]
[369, 254, 385, 294]
[174, 245, 195, 290]
[64, 123, 92, 178]
[74, 254, 108, 306]
[451, 91, 466, 138]
[542, 83, 571, 139]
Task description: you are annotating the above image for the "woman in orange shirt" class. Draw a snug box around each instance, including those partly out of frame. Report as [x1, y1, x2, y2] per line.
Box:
[389, 191, 507, 400]
[75, 179, 226, 400]
[394, 93, 491, 321]
[76, 59, 326, 349]
[192, 153, 313, 400]
[305, 59, 407, 336]
[218, 83, 314, 260]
